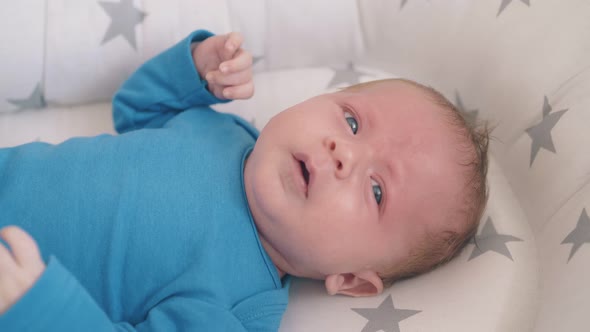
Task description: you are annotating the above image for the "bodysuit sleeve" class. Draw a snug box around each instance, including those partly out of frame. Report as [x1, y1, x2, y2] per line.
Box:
[0, 257, 250, 332]
[112, 30, 231, 134]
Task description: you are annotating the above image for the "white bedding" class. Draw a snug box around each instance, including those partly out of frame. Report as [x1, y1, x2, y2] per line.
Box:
[2, 1, 590, 331]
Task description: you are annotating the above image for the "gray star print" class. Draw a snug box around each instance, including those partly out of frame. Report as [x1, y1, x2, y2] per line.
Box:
[561, 208, 590, 263]
[352, 295, 420, 332]
[469, 217, 523, 261]
[525, 96, 568, 167]
[399, 0, 432, 9]
[7, 83, 46, 110]
[99, 0, 147, 50]
[327, 63, 370, 89]
[497, 0, 530, 17]
[253, 56, 264, 66]
[455, 91, 479, 126]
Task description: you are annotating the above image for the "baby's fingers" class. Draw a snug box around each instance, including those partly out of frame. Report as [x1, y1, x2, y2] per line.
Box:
[223, 81, 255, 100]
[221, 32, 244, 62]
[219, 48, 252, 74]
[207, 68, 252, 87]
[0, 235, 16, 272]
[0, 226, 42, 269]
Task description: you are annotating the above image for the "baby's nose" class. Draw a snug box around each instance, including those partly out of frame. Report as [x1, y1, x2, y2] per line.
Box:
[323, 136, 363, 179]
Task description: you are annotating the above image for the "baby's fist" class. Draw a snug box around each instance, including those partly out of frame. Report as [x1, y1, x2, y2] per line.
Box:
[193, 32, 254, 100]
[0, 226, 45, 314]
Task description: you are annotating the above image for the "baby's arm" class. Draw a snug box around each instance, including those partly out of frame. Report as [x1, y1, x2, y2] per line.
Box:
[0, 227, 252, 331]
[113, 30, 253, 134]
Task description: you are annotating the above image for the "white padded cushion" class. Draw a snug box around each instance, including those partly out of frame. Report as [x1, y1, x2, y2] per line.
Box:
[536, 191, 590, 332]
[0, 0, 45, 113]
[263, 0, 364, 70]
[3, 0, 590, 329]
[0, 103, 115, 147]
[141, 0, 232, 62]
[28, 0, 364, 107]
[44, 0, 232, 105]
[224, 0, 267, 66]
[45, 0, 145, 105]
[500, 90, 590, 234]
[358, 0, 590, 149]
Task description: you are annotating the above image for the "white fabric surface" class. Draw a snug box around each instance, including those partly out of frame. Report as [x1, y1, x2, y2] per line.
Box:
[0, 0, 45, 113]
[0, 103, 114, 147]
[141, 0, 232, 63]
[264, 0, 364, 70]
[536, 194, 590, 332]
[45, 0, 145, 105]
[45, 0, 232, 105]
[2, 0, 590, 331]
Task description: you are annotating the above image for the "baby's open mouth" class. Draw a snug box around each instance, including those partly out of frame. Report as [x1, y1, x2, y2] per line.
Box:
[299, 161, 310, 188]
[299, 161, 309, 196]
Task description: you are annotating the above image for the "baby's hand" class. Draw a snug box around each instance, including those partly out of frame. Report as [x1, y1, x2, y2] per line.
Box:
[0, 226, 45, 314]
[193, 32, 254, 100]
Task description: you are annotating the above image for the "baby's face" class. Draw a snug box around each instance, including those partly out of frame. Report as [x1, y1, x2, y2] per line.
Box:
[244, 81, 466, 280]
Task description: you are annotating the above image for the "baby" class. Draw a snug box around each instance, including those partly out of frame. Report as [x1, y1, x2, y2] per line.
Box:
[0, 30, 489, 331]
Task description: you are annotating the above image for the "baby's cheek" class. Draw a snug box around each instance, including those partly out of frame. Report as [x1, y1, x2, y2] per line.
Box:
[325, 185, 365, 212]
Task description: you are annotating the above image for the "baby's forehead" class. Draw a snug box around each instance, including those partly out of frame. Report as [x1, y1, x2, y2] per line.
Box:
[342, 84, 451, 132]
[339, 80, 443, 116]
[341, 79, 427, 97]
[337, 79, 467, 157]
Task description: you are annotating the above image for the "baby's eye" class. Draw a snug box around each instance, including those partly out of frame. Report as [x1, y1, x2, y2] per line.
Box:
[371, 179, 382, 205]
[344, 111, 358, 135]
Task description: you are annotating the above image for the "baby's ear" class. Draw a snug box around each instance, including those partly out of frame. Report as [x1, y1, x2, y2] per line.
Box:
[324, 271, 384, 297]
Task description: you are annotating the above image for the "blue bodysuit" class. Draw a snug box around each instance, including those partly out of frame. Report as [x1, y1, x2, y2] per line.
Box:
[0, 30, 290, 331]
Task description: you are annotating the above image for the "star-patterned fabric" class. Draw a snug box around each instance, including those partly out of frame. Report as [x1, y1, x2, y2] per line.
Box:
[454, 91, 479, 126]
[327, 63, 371, 89]
[2, 0, 590, 331]
[468, 217, 523, 261]
[525, 96, 568, 167]
[561, 208, 590, 262]
[497, 0, 530, 16]
[352, 295, 421, 332]
[99, 0, 147, 50]
[7, 83, 46, 110]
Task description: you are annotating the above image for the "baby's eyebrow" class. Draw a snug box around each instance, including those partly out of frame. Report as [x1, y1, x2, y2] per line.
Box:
[381, 151, 403, 219]
[385, 156, 404, 193]
[353, 100, 374, 130]
[386, 162, 395, 182]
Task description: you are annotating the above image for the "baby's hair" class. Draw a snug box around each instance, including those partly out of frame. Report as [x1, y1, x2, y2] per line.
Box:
[341, 79, 490, 288]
